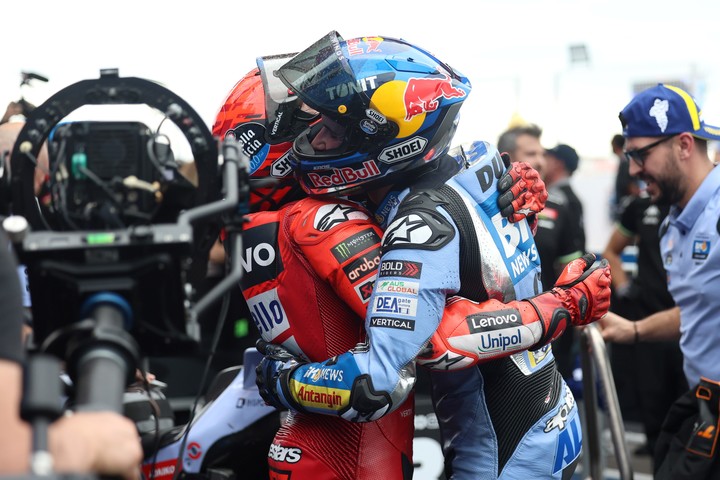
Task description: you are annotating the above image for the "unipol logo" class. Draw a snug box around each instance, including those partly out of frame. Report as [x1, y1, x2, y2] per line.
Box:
[240, 243, 276, 272]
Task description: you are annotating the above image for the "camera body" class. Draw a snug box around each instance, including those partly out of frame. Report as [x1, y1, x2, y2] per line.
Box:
[49, 120, 160, 222]
[8, 69, 222, 356]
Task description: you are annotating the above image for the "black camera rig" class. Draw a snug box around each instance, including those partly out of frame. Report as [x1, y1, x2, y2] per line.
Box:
[3, 68, 251, 480]
[5, 65, 252, 372]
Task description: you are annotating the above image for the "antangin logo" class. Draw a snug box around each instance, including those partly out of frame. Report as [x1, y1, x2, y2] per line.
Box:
[293, 384, 346, 410]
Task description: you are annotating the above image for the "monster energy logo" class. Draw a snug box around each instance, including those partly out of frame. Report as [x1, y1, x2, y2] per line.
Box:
[333, 243, 352, 259]
[330, 228, 380, 263]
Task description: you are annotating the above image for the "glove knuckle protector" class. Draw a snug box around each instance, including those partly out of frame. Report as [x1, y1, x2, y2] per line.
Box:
[497, 161, 547, 223]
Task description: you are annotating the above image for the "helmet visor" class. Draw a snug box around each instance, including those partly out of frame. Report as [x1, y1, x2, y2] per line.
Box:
[258, 53, 318, 142]
[276, 31, 368, 122]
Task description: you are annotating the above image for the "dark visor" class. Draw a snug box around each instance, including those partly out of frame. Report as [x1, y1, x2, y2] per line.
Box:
[257, 53, 309, 142]
[276, 31, 368, 122]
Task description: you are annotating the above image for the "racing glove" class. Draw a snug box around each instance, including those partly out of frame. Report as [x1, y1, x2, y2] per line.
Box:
[497, 153, 548, 233]
[255, 339, 302, 411]
[418, 253, 611, 370]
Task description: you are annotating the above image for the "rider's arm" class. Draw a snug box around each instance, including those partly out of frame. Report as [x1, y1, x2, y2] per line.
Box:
[261, 205, 461, 422]
[419, 254, 612, 370]
[292, 199, 384, 318]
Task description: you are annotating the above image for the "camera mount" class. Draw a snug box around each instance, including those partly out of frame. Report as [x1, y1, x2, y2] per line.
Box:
[6, 69, 231, 356]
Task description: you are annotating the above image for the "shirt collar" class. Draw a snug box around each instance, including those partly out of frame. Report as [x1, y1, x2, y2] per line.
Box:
[670, 164, 720, 231]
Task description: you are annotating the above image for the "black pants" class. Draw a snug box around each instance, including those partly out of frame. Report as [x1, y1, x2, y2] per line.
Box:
[610, 294, 687, 453]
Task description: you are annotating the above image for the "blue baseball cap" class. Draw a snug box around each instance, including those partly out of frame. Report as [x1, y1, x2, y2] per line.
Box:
[619, 83, 720, 140]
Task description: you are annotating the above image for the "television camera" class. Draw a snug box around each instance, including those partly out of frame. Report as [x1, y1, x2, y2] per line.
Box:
[3, 68, 256, 478]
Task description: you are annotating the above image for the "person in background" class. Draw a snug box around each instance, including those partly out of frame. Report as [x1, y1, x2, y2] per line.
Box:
[543, 144, 585, 252]
[539, 143, 585, 380]
[599, 83, 720, 479]
[1, 101, 25, 124]
[497, 123, 545, 167]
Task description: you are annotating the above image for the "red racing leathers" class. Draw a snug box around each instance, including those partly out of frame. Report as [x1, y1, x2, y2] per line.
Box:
[240, 197, 414, 480]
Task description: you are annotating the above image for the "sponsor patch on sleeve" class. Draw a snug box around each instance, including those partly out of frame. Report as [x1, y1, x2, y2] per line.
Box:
[288, 380, 350, 411]
[369, 316, 416, 331]
[331, 228, 381, 262]
[354, 279, 375, 303]
[378, 259, 422, 279]
[342, 248, 381, 283]
[375, 279, 419, 296]
[371, 294, 418, 316]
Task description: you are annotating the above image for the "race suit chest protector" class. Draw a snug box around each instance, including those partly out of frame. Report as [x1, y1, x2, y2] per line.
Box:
[389, 184, 564, 473]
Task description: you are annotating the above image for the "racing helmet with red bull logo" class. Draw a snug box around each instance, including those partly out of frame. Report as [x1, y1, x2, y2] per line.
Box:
[276, 31, 472, 196]
[212, 55, 318, 211]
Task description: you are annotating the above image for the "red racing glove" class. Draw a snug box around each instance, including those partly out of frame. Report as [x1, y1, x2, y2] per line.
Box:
[497, 153, 548, 234]
[418, 253, 611, 371]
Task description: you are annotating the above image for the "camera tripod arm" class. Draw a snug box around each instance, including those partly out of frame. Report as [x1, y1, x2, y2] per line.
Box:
[177, 141, 248, 228]
[184, 141, 249, 325]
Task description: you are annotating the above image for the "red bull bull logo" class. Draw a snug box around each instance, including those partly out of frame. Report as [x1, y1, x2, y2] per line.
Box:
[403, 74, 466, 121]
[347, 36, 384, 56]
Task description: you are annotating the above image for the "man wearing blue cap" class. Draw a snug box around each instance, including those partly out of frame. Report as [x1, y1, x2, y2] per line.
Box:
[599, 83, 720, 479]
